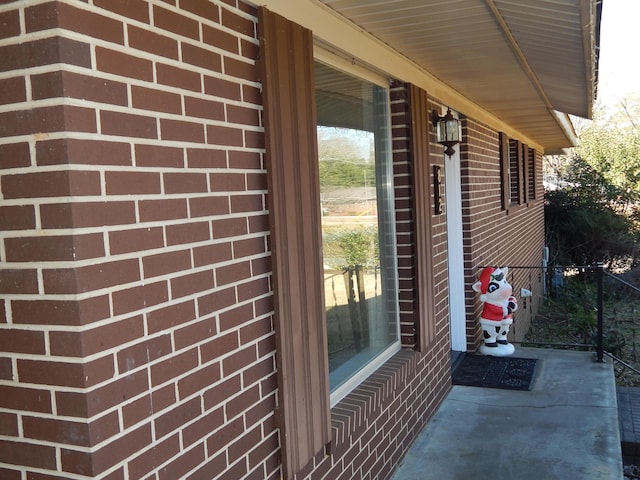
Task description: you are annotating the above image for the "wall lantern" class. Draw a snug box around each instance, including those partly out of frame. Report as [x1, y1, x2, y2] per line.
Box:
[431, 108, 461, 156]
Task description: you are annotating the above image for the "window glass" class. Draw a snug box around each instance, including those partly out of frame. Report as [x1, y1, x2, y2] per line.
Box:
[315, 61, 400, 403]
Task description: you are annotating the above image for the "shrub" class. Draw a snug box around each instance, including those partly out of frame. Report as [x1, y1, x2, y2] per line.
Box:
[545, 157, 639, 267]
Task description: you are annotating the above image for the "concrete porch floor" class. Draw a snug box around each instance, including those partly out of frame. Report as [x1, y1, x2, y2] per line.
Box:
[392, 347, 623, 480]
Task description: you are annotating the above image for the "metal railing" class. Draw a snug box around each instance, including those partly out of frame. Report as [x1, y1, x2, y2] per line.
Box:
[516, 262, 640, 383]
[602, 269, 640, 379]
[496, 263, 604, 361]
[597, 263, 604, 363]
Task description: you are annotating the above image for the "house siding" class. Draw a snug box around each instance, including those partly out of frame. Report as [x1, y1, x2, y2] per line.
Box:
[0, 1, 544, 479]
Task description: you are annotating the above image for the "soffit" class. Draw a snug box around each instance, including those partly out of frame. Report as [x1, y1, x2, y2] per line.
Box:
[316, 0, 599, 151]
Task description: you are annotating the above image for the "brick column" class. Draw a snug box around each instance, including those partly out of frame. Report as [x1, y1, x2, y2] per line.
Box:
[0, 2, 275, 478]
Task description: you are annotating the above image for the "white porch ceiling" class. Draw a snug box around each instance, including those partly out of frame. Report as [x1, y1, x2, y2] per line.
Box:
[317, 0, 600, 152]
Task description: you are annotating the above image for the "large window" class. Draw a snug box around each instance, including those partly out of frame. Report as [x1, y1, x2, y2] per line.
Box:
[315, 61, 400, 404]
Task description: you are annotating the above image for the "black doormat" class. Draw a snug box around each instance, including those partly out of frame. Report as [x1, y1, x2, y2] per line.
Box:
[452, 354, 538, 391]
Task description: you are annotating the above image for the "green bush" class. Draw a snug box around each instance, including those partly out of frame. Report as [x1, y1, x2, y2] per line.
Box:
[323, 227, 378, 269]
[319, 160, 376, 188]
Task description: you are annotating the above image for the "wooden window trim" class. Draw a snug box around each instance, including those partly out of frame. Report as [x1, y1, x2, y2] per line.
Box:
[258, 8, 331, 479]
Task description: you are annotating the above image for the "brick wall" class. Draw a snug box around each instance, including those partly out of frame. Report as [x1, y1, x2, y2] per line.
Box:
[0, 1, 542, 479]
[0, 2, 453, 479]
[0, 1, 277, 478]
[390, 82, 418, 348]
[461, 117, 545, 348]
[287, 82, 452, 480]
[391, 83, 451, 350]
[293, 350, 451, 480]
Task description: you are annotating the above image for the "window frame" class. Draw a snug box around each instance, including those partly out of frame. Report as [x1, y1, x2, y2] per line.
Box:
[259, 9, 407, 477]
[314, 53, 402, 407]
[500, 132, 535, 211]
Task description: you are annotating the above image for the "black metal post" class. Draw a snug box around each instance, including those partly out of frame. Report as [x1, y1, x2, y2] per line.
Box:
[596, 262, 604, 363]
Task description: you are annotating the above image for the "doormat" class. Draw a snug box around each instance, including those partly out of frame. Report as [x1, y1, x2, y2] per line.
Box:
[452, 354, 538, 391]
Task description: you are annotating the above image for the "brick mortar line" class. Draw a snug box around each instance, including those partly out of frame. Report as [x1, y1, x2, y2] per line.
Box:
[0, 101, 264, 138]
[2, 276, 271, 313]
[0, 161, 267, 177]
[0, 461, 89, 480]
[0, 62, 263, 112]
[0, 0, 260, 59]
[0, 98, 266, 135]
[0, 327, 274, 422]
[0, 238, 270, 265]
[0, 209, 270, 231]
[0, 209, 267, 231]
[0, 24, 65, 47]
[0, 48, 261, 106]
[0, 264, 268, 294]
[0, 280, 272, 331]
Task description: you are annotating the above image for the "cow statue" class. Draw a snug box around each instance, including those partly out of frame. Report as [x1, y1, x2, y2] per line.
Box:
[472, 266, 518, 356]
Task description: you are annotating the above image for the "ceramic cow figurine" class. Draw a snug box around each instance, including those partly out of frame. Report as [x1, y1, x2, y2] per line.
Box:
[472, 266, 517, 356]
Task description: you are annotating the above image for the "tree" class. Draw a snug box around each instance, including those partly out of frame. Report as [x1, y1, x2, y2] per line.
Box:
[318, 160, 375, 189]
[317, 126, 375, 191]
[576, 94, 640, 210]
[317, 126, 372, 164]
[545, 95, 640, 268]
[545, 157, 637, 267]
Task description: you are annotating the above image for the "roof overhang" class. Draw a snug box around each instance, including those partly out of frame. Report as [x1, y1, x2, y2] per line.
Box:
[254, 0, 600, 153]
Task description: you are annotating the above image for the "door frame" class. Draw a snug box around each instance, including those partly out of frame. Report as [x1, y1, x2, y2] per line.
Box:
[444, 130, 467, 352]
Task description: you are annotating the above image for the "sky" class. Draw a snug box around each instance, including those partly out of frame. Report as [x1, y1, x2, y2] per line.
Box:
[596, 0, 640, 109]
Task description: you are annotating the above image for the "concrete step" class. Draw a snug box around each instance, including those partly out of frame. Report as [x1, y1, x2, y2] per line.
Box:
[618, 387, 640, 466]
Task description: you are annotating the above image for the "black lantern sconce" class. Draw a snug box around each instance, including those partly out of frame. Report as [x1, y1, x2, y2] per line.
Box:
[431, 108, 461, 156]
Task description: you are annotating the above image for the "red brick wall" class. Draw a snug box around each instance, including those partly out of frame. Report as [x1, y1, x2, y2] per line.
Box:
[0, 2, 454, 479]
[288, 81, 452, 480]
[0, 1, 542, 479]
[391, 83, 451, 350]
[461, 118, 545, 348]
[0, 1, 277, 478]
[391, 83, 419, 347]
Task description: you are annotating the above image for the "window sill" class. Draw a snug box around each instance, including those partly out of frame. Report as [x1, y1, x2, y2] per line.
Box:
[506, 203, 526, 214]
[329, 348, 418, 450]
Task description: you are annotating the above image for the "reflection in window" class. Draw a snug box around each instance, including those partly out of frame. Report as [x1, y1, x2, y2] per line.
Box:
[315, 61, 399, 401]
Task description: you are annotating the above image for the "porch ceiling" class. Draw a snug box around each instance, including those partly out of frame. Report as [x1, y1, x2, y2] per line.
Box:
[317, 0, 600, 152]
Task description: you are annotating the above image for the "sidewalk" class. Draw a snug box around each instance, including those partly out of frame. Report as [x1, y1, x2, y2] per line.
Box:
[392, 347, 623, 480]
